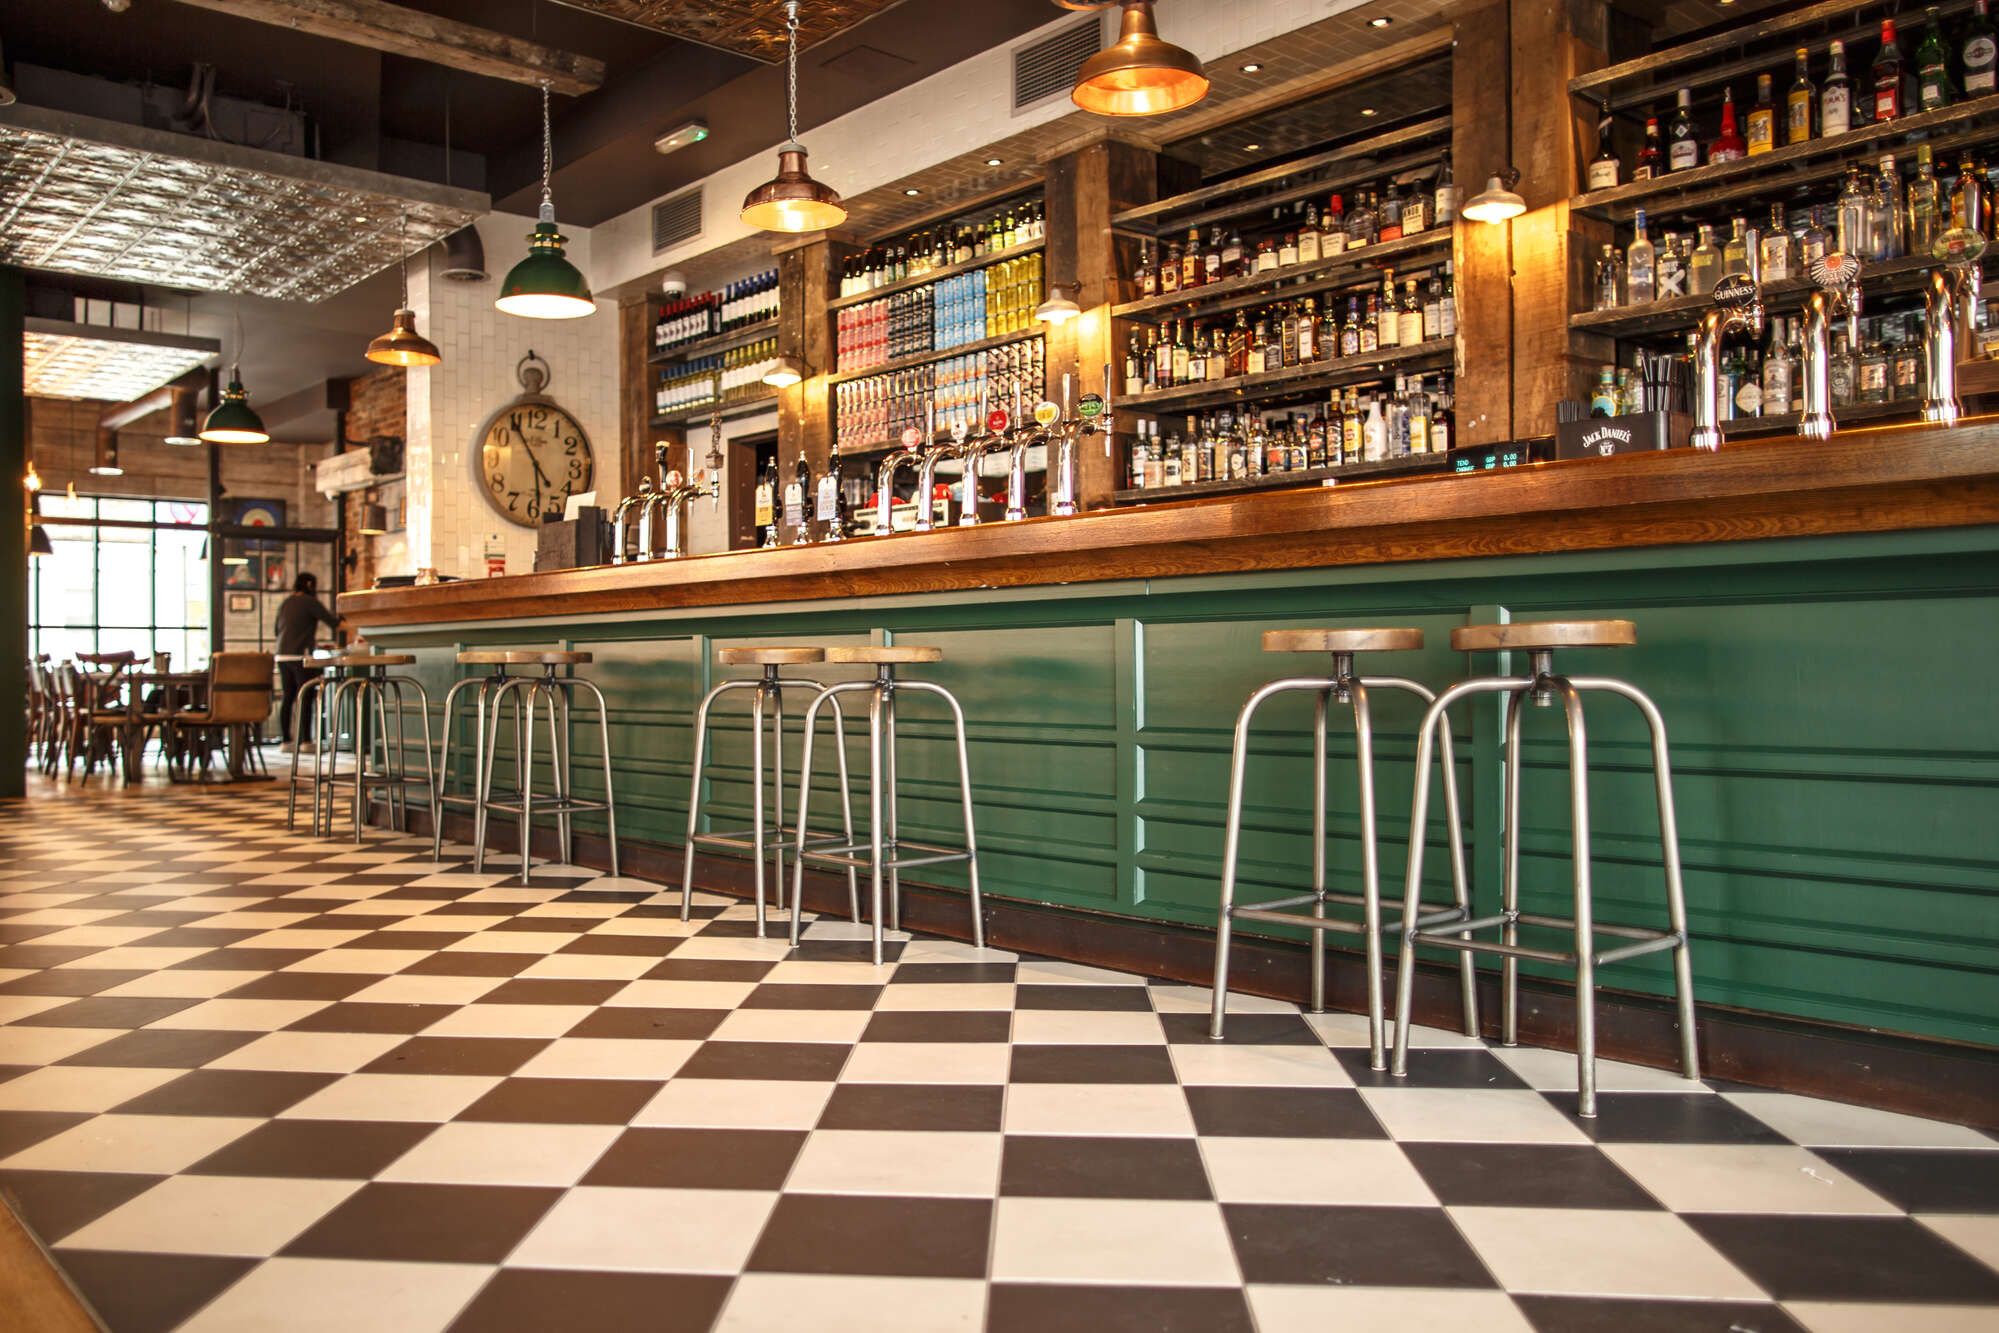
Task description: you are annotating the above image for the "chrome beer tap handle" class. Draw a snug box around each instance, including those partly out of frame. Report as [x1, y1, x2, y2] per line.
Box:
[1922, 230, 1986, 427]
[1799, 252, 1864, 443]
[1689, 274, 1765, 452]
[611, 477, 651, 565]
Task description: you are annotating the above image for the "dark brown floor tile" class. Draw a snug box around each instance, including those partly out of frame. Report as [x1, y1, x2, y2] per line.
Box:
[460, 1078, 661, 1125]
[0, 1169, 162, 1243]
[56, 1028, 261, 1069]
[0, 969, 148, 996]
[582, 1127, 805, 1189]
[170, 949, 314, 972]
[282, 1181, 561, 1264]
[675, 1041, 850, 1081]
[1514, 1295, 1807, 1333]
[817, 1083, 1005, 1132]
[219, 971, 380, 1001]
[1184, 1086, 1387, 1139]
[189, 1118, 434, 1178]
[338, 931, 467, 952]
[1814, 1148, 1999, 1213]
[742, 983, 882, 1011]
[889, 962, 1017, 984]
[1224, 1202, 1496, 1287]
[475, 978, 626, 1006]
[555, 933, 679, 957]
[565, 1007, 725, 1041]
[1161, 1012, 1319, 1045]
[1015, 983, 1152, 1011]
[0, 945, 101, 969]
[860, 1012, 1011, 1043]
[1687, 1214, 1999, 1302]
[640, 958, 777, 983]
[123, 927, 260, 949]
[1000, 1135, 1211, 1199]
[401, 952, 543, 977]
[1338, 1048, 1531, 1088]
[82, 909, 197, 928]
[284, 1003, 457, 1034]
[1402, 1143, 1660, 1209]
[54, 1249, 257, 1333]
[426, 900, 526, 915]
[488, 916, 597, 934]
[448, 1269, 732, 1333]
[785, 938, 907, 964]
[987, 1283, 1254, 1333]
[748, 1194, 992, 1278]
[111, 1069, 338, 1118]
[1556, 1093, 1790, 1144]
[0, 926, 66, 946]
[361, 1036, 553, 1077]
[1009, 1045, 1177, 1084]
[18, 996, 203, 1028]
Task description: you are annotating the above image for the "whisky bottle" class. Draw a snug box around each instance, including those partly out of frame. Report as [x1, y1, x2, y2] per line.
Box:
[1376, 271, 1399, 349]
[1787, 47, 1816, 142]
[1398, 279, 1424, 346]
[1321, 198, 1347, 257]
[1823, 40, 1854, 134]
[1227, 311, 1251, 376]
[1181, 227, 1203, 288]
[1298, 205, 1322, 265]
[1297, 298, 1318, 362]
[1747, 73, 1777, 154]
[1222, 227, 1246, 277]
[1137, 243, 1157, 298]
[1171, 320, 1192, 385]
[1205, 227, 1225, 284]
[1587, 100, 1621, 189]
[1634, 118, 1664, 180]
[1433, 152, 1460, 225]
[1759, 203, 1793, 281]
[1721, 217, 1751, 279]
[1188, 325, 1208, 383]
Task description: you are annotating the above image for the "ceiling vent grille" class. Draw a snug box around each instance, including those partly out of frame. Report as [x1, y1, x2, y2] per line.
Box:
[1012, 16, 1104, 114]
[652, 188, 703, 254]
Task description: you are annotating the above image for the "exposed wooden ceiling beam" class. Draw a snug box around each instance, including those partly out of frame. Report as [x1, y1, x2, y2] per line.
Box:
[163, 0, 607, 95]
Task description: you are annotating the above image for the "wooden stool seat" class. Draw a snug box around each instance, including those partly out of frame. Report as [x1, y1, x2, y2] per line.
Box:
[325, 653, 416, 668]
[825, 646, 943, 665]
[718, 647, 826, 666]
[1263, 628, 1423, 654]
[1451, 620, 1636, 653]
[455, 649, 593, 667]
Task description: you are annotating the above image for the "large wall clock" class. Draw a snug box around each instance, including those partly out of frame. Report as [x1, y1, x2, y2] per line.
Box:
[473, 350, 596, 527]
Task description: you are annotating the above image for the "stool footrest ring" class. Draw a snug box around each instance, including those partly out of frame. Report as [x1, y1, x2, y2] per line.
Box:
[693, 828, 851, 852]
[480, 796, 612, 816]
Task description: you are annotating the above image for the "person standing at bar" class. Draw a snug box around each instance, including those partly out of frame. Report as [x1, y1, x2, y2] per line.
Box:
[274, 572, 340, 751]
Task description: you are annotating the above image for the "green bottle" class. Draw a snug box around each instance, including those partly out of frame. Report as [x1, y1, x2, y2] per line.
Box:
[1918, 5, 1955, 109]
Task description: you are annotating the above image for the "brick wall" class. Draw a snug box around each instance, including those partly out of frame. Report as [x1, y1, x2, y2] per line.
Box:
[339, 367, 407, 592]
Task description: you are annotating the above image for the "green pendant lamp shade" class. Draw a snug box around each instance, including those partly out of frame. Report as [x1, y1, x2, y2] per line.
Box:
[498, 83, 595, 320]
[200, 372, 269, 444]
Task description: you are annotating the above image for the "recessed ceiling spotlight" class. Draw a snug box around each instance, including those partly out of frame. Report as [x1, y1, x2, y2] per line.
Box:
[1360, 107, 1378, 117]
[1244, 143, 1262, 152]
[1240, 62, 1262, 73]
[1369, 16, 1393, 27]
[986, 157, 1003, 166]
[904, 187, 921, 196]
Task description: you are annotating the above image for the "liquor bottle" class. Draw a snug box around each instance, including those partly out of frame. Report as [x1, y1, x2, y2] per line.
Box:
[1187, 325, 1207, 383]
[1340, 297, 1361, 357]
[1376, 272, 1400, 349]
[1360, 296, 1381, 354]
[1626, 209, 1656, 303]
[1152, 323, 1173, 387]
[1279, 231, 1300, 267]
[1439, 260, 1457, 338]
[1787, 47, 1817, 143]
[1378, 180, 1404, 242]
[1183, 227, 1203, 289]
[1590, 365, 1617, 417]
[1762, 319, 1797, 417]
[1171, 319, 1192, 385]
[1875, 154, 1906, 258]
[1918, 6, 1955, 109]
[1227, 311, 1251, 376]
[1689, 223, 1721, 295]
[1836, 166, 1870, 256]
[1222, 227, 1246, 277]
[1594, 243, 1622, 311]
[1873, 18, 1907, 122]
[1422, 269, 1445, 338]
[1207, 323, 1229, 381]
[1398, 280, 1424, 346]
[1823, 40, 1854, 134]
[1909, 142, 1943, 254]
[1137, 243, 1157, 298]
[1362, 394, 1387, 462]
[1801, 206, 1832, 267]
[818, 442, 846, 540]
[1402, 184, 1427, 235]
[785, 450, 812, 545]
[1760, 202, 1794, 280]
[1587, 99, 1621, 189]
[1722, 217, 1751, 279]
[1668, 88, 1701, 170]
[1967, 0, 1997, 95]
[1246, 318, 1271, 376]
[1322, 197, 1347, 257]
[1204, 227, 1225, 285]
[1430, 387, 1454, 453]
[1634, 117, 1664, 180]
[1406, 377, 1431, 454]
[1710, 87, 1747, 163]
[1747, 73, 1778, 154]
[754, 457, 777, 547]
[1298, 206, 1322, 264]
[1160, 243, 1181, 294]
[1434, 151, 1460, 225]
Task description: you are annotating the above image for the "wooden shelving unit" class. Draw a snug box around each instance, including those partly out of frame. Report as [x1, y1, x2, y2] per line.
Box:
[1113, 339, 1452, 416]
[646, 317, 779, 367]
[826, 238, 1045, 313]
[1569, 252, 1978, 339]
[1110, 449, 1456, 504]
[827, 328, 1043, 386]
[1112, 231, 1451, 324]
[650, 390, 778, 429]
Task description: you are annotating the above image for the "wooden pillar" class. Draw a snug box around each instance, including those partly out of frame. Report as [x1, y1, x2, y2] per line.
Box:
[617, 295, 655, 501]
[0, 268, 23, 796]
[1451, 0, 1513, 445]
[774, 232, 851, 483]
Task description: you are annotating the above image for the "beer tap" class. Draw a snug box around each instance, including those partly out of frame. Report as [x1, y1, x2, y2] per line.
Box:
[957, 386, 1004, 527]
[1045, 369, 1108, 518]
[1689, 274, 1764, 451]
[1799, 251, 1864, 442]
[873, 416, 926, 537]
[913, 402, 964, 532]
[1004, 385, 1050, 522]
[636, 441, 675, 560]
[1921, 226, 1988, 427]
[610, 474, 652, 565]
[651, 467, 717, 561]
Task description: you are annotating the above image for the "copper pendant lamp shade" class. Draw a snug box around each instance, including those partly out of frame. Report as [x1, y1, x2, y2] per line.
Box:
[742, 1, 846, 233]
[366, 308, 443, 367]
[1072, 1, 1208, 118]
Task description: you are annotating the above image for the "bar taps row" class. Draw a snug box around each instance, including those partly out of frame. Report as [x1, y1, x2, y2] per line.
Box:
[1690, 242, 1985, 450]
[611, 442, 717, 563]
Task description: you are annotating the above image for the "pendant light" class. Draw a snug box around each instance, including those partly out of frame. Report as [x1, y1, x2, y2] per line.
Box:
[89, 433, 124, 477]
[761, 354, 811, 388]
[367, 214, 443, 366]
[1070, 1, 1208, 118]
[740, 1, 847, 233]
[200, 307, 271, 444]
[1462, 168, 1526, 224]
[496, 81, 596, 319]
[1034, 282, 1083, 325]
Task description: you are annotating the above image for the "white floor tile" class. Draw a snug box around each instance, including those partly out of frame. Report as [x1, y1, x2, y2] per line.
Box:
[787, 1129, 1003, 1196]
[718, 1275, 984, 1332]
[1203, 1136, 1439, 1205]
[1169, 1043, 1355, 1088]
[60, 1174, 360, 1255]
[1602, 1144, 1900, 1215]
[1249, 1285, 1535, 1332]
[1003, 1083, 1197, 1137]
[838, 1042, 1007, 1084]
[2, 1113, 260, 1173]
[1358, 1087, 1592, 1144]
[633, 1078, 836, 1130]
[991, 1197, 1240, 1284]
[1723, 1092, 1998, 1149]
[514, 1038, 698, 1081]
[278, 1074, 503, 1122]
[177, 1257, 491, 1333]
[375, 1121, 620, 1186]
[1450, 1206, 1765, 1299]
[509, 1186, 777, 1273]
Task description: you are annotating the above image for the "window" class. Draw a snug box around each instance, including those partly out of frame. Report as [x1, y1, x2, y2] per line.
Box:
[30, 497, 211, 667]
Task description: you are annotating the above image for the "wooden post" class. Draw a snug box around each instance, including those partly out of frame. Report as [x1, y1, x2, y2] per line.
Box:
[618, 296, 655, 503]
[774, 232, 853, 499]
[1451, 0, 1513, 445]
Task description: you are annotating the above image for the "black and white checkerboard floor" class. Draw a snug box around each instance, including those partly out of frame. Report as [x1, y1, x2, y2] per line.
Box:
[1, 774, 1995, 1332]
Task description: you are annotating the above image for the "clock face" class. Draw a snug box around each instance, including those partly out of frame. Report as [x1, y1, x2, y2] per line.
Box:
[476, 399, 595, 527]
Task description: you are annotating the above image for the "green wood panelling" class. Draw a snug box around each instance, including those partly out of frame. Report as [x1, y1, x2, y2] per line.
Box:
[365, 526, 1999, 1048]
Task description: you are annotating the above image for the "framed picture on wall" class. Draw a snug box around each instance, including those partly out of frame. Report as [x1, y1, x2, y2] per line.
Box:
[227, 593, 254, 613]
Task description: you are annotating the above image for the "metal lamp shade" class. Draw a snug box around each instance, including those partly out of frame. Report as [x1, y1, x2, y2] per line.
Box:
[199, 376, 270, 444]
[1462, 176, 1527, 224]
[29, 526, 53, 558]
[366, 308, 443, 367]
[1035, 285, 1083, 324]
[495, 222, 596, 319]
[1072, 2, 1208, 117]
[741, 146, 848, 233]
[358, 502, 390, 536]
[761, 354, 810, 388]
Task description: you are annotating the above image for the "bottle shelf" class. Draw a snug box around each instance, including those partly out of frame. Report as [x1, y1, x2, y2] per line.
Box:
[1110, 449, 1457, 505]
[1112, 114, 1454, 237]
[827, 238, 1045, 313]
[1112, 339, 1453, 416]
[1569, 251, 1974, 339]
[647, 317, 780, 367]
[1571, 95, 1999, 223]
[827, 327, 1044, 386]
[651, 389, 779, 429]
[1111, 230, 1452, 324]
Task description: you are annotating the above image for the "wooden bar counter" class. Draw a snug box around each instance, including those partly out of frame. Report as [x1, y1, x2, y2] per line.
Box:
[343, 419, 1999, 1124]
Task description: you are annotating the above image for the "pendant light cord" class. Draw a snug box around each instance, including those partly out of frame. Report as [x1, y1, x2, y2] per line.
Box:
[539, 80, 555, 222]
[785, 0, 800, 146]
[398, 213, 410, 309]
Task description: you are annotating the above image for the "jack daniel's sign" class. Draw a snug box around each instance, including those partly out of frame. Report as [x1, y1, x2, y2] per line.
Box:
[1555, 410, 1688, 460]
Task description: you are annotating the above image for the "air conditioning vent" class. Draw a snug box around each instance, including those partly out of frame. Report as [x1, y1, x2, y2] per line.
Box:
[1012, 16, 1103, 114]
[652, 188, 702, 254]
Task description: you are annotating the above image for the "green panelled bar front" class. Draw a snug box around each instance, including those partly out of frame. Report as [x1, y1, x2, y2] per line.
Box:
[360, 524, 1999, 1050]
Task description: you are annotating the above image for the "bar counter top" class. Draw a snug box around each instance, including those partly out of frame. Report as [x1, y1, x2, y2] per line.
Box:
[340, 416, 1999, 627]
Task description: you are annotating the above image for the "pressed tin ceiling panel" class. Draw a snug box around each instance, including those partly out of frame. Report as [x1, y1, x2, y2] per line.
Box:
[22, 319, 220, 402]
[0, 105, 488, 303]
[552, 0, 905, 61]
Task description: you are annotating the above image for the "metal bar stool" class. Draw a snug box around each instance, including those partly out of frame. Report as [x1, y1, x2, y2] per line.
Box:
[313, 653, 436, 843]
[787, 646, 984, 966]
[472, 651, 620, 886]
[433, 651, 529, 860]
[285, 666, 332, 832]
[1210, 629, 1479, 1071]
[1390, 619, 1699, 1117]
[679, 647, 858, 939]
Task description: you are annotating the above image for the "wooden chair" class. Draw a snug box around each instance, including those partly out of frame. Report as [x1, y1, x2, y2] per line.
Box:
[173, 653, 276, 780]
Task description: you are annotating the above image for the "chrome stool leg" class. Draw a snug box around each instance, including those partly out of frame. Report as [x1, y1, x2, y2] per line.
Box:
[788, 683, 870, 947]
[904, 680, 984, 950]
[572, 676, 621, 878]
[433, 674, 486, 858]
